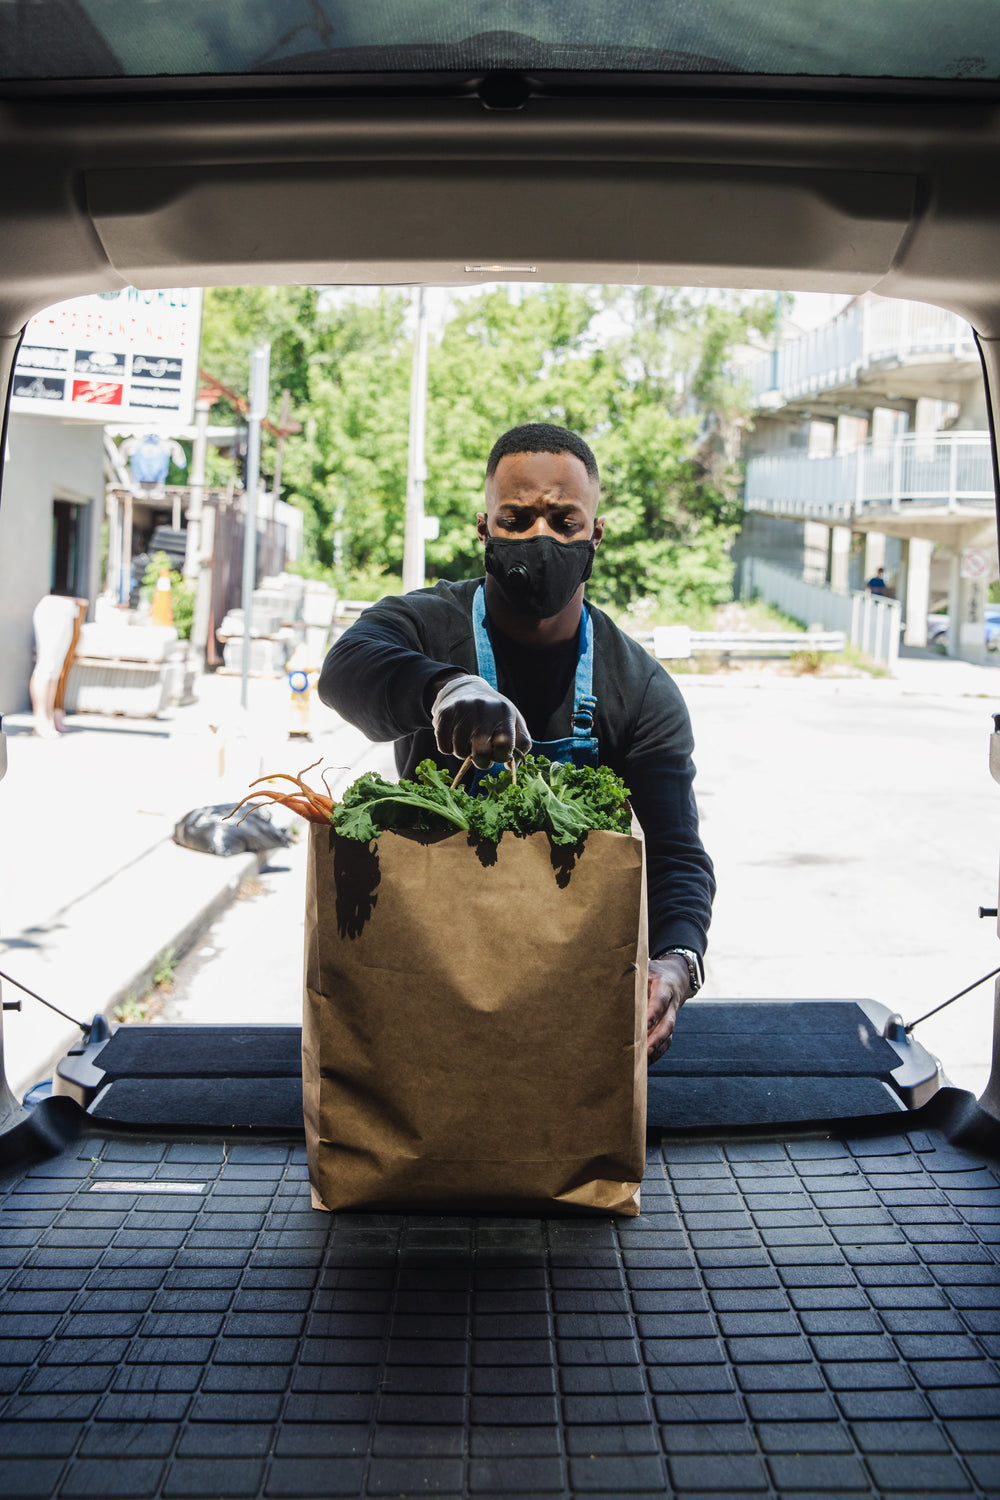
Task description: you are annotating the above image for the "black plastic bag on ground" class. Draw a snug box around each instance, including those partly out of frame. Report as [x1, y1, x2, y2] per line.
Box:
[173, 803, 294, 857]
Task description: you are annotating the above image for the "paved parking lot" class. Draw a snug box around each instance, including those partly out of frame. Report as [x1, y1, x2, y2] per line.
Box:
[687, 661, 1000, 1095]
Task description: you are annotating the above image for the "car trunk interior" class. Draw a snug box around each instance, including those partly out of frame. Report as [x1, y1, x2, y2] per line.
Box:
[3, 71, 1000, 1498]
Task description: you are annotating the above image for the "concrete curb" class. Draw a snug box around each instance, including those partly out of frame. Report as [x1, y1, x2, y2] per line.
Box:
[2, 841, 263, 1100]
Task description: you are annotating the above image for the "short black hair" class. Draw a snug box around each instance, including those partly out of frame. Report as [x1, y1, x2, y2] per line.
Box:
[485, 423, 599, 486]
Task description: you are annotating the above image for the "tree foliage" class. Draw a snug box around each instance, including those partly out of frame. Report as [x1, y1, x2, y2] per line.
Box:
[199, 283, 775, 615]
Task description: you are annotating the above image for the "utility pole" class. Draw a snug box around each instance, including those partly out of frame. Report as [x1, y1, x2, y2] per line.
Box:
[270, 389, 292, 505]
[402, 287, 429, 593]
[185, 391, 214, 675]
[240, 345, 270, 711]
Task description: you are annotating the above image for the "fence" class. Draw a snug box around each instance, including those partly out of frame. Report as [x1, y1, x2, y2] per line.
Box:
[742, 557, 902, 670]
[737, 294, 977, 407]
[744, 431, 994, 520]
[207, 497, 291, 667]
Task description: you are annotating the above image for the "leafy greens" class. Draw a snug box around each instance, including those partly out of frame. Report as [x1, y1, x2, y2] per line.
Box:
[332, 756, 632, 846]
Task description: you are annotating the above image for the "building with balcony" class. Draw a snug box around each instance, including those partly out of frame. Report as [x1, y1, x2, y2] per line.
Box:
[735, 294, 996, 662]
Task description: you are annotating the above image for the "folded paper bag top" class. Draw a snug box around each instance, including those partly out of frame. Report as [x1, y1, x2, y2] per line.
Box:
[303, 824, 648, 1216]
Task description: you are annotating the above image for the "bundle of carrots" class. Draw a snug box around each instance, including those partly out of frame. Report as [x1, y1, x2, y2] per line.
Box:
[227, 760, 335, 826]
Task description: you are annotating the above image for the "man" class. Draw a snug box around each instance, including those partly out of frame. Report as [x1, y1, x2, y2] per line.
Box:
[867, 567, 888, 596]
[320, 422, 715, 1062]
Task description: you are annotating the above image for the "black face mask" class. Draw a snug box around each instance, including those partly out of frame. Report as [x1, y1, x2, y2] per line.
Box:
[483, 533, 596, 618]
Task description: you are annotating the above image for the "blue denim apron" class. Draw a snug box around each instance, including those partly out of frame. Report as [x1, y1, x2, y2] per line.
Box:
[470, 582, 599, 781]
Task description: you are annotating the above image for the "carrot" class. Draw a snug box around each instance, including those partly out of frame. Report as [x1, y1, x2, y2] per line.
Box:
[225, 788, 328, 826]
[247, 760, 333, 820]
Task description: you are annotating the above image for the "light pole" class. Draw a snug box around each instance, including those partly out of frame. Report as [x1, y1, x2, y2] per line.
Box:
[402, 287, 429, 593]
[240, 344, 270, 710]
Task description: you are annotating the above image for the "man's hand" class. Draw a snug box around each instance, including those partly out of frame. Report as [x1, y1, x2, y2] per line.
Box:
[647, 954, 692, 1064]
[431, 673, 532, 769]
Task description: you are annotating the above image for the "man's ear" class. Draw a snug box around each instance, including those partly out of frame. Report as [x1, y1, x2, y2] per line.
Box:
[476, 513, 488, 545]
[593, 515, 606, 548]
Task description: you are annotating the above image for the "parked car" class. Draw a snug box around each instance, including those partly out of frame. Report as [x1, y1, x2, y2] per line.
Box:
[927, 605, 1000, 647]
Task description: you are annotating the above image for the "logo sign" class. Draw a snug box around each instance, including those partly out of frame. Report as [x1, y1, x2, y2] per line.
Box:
[132, 353, 183, 382]
[19, 345, 67, 372]
[74, 348, 127, 377]
[961, 548, 991, 580]
[71, 379, 124, 406]
[11, 373, 65, 403]
[10, 287, 202, 425]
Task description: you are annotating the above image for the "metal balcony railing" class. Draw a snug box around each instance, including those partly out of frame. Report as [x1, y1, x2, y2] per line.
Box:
[744, 431, 995, 520]
[737, 296, 978, 407]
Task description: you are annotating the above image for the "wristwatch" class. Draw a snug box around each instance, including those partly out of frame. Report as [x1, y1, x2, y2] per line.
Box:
[652, 946, 704, 995]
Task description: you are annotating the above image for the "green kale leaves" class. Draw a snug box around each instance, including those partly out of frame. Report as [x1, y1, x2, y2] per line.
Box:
[331, 756, 632, 846]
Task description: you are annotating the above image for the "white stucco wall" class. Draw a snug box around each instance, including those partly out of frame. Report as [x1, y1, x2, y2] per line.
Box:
[0, 415, 105, 713]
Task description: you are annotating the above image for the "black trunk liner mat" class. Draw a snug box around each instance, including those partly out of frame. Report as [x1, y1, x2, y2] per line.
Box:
[94, 1027, 303, 1080]
[90, 1077, 306, 1131]
[2, 1108, 1000, 1499]
[86, 1005, 909, 1132]
[92, 1005, 902, 1082]
[90, 1074, 905, 1133]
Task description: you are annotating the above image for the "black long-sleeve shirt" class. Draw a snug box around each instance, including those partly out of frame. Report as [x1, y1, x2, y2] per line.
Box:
[319, 578, 715, 957]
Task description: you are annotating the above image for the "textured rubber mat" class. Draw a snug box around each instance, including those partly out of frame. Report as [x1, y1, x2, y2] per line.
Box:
[646, 1075, 905, 1129]
[94, 1027, 302, 1080]
[2, 1114, 1000, 1498]
[86, 1005, 908, 1133]
[657, 1002, 901, 1077]
[89, 1077, 305, 1130]
[93, 1006, 900, 1083]
[88, 1073, 905, 1134]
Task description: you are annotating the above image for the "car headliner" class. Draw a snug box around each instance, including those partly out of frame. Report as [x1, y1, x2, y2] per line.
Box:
[2, 71, 1000, 506]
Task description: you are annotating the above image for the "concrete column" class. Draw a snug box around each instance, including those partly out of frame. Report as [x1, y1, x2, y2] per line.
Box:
[902, 538, 933, 647]
[829, 525, 852, 594]
[946, 551, 990, 664]
[803, 521, 830, 585]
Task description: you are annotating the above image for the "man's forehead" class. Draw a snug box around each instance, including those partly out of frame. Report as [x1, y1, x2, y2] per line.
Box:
[486, 450, 597, 505]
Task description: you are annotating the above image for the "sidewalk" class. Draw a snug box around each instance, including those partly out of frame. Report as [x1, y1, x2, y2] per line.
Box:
[0, 671, 388, 1100]
[893, 643, 1000, 698]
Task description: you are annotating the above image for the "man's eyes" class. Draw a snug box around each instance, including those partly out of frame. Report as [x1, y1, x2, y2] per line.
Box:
[498, 514, 583, 532]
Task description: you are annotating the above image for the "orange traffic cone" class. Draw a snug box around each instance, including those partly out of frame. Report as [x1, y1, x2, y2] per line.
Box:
[150, 567, 173, 626]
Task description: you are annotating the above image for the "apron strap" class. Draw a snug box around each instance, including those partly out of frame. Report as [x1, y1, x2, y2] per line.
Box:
[571, 606, 596, 735]
[472, 584, 498, 689]
[472, 582, 596, 739]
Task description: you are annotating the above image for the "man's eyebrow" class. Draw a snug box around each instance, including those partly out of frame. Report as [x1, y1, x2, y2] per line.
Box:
[495, 497, 589, 515]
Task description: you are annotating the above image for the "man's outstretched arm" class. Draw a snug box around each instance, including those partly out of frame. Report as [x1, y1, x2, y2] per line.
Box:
[320, 600, 529, 765]
[318, 605, 454, 743]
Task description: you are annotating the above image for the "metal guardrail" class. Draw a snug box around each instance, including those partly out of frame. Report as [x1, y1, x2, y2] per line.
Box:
[744, 431, 994, 519]
[642, 625, 846, 660]
[742, 557, 902, 670]
[736, 295, 977, 407]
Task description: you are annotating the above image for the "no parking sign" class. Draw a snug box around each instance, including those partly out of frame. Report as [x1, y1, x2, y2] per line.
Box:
[961, 548, 991, 579]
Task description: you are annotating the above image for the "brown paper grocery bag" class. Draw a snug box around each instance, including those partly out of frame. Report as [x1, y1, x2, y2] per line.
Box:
[303, 825, 647, 1216]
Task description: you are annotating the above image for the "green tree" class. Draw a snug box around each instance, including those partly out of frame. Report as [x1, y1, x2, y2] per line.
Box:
[198, 283, 776, 617]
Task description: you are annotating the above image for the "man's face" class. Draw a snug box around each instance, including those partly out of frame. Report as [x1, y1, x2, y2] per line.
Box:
[477, 450, 604, 547]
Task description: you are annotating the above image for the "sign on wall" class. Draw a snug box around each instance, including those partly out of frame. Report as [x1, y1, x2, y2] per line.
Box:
[961, 548, 991, 580]
[9, 287, 202, 425]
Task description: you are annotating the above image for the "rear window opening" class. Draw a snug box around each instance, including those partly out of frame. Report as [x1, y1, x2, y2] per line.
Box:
[1, 277, 997, 1136]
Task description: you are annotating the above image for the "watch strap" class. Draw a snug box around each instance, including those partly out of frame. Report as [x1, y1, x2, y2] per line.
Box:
[651, 946, 704, 994]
